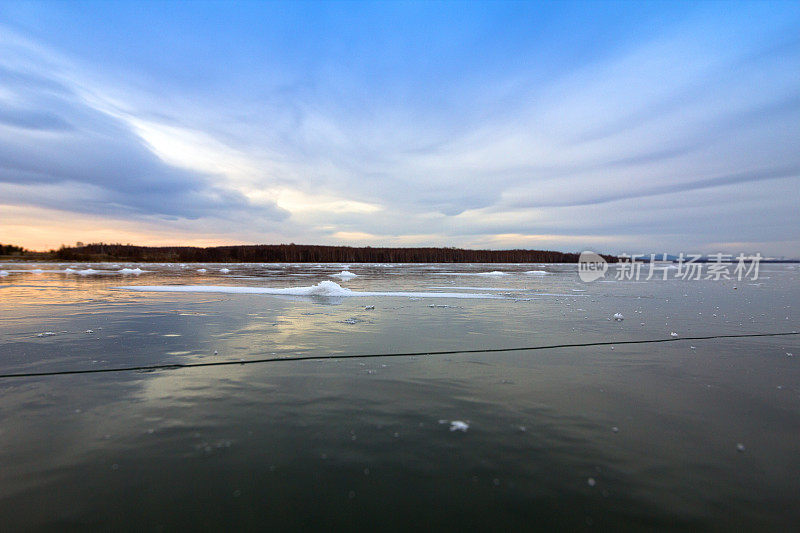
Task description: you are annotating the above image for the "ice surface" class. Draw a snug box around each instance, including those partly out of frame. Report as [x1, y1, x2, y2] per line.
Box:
[0, 267, 151, 275]
[330, 270, 357, 280]
[61, 268, 120, 275]
[449, 421, 469, 432]
[437, 271, 509, 276]
[428, 286, 526, 291]
[118, 280, 499, 299]
[118, 268, 147, 275]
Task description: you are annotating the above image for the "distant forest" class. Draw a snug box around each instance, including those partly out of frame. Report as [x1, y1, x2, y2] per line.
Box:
[1, 242, 618, 263]
[0, 244, 27, 256]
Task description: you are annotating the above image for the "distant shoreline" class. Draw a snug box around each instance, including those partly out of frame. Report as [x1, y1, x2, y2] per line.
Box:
[2, 244, 796, 264]
[0, 243, 617, 264]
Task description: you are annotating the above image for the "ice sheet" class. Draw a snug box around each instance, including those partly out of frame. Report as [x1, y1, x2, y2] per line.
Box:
[118, 280, 500, 299]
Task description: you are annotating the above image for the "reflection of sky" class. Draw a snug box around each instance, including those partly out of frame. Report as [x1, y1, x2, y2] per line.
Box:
[0, 2, 798, 255]
[1, 263, 798, 374]
[1, 265, 800, 528]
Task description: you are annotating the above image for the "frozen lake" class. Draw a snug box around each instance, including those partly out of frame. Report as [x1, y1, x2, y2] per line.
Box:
[1, 262, 799, 529]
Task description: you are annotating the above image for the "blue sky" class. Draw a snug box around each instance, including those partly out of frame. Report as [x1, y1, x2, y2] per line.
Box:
[1, 0, 798, 255]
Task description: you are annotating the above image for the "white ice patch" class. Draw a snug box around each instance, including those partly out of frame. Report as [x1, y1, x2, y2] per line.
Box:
[117, 280, 500, 299]
[449, 421, 469, 432]
[196, 268, 207, 273]
[525, 270, 548, 275]
[7, 267, 147, 275]
[330, 270, 357, 280]
[219, 268, 230, 273]
[530, 292, 589, 297]
[62, 268, 120, 275]
[118, 268, 147, 275]
[436, 271, 509, 277]
[0, 270, 8, 277]
[428, 286, 526, 291]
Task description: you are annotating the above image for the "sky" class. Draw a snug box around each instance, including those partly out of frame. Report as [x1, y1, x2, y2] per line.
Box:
[0, 0, 798, 256]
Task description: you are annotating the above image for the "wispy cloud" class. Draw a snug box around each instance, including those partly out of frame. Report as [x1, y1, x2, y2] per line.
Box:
[0, 2, 798, 255]
[0, 29, 285, 224]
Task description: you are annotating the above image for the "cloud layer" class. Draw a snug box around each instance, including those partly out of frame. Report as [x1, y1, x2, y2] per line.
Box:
[1, 2, 798, 255]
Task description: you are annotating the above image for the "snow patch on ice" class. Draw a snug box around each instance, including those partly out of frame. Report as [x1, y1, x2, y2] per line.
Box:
[63, 267, 104, 275]
[449, 421, 469, 432]
[119, 268, 147, 275]
[330, 270, 357, 280]
[436, 271, 509, 277]
[428, 286, 525, 291]
[117, 281, 500, 299]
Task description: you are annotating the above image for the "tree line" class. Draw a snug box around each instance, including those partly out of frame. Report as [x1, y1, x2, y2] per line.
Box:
[0, 244, 27, 256]
[34, 242, 617, 263]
